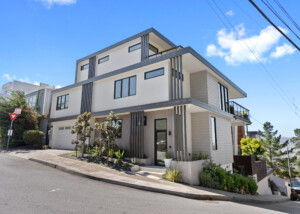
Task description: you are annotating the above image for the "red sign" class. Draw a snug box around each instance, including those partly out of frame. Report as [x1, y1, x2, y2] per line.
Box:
[9, 113, 18, 121]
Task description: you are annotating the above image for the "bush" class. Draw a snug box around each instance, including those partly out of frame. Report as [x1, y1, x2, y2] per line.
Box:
[199, 172, 216, 188]
[23, 130, 44, 147]
[199, 163, 258, 195]
[164, 167, 182, 183]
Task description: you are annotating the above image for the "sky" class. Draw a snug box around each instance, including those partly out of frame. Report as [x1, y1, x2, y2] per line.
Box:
[0, 0, 299, 137]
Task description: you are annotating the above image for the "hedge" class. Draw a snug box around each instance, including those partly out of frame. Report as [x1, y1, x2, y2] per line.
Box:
[23, 130, 44, 147]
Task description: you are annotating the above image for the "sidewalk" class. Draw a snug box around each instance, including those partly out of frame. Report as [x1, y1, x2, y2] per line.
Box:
[1, 149, 289, 204]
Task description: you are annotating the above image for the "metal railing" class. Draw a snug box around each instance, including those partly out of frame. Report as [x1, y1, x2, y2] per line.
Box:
[229, 101, 250, 121]
[148, 45, 183, 59]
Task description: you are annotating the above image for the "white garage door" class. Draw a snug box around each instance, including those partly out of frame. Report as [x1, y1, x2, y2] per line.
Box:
[55, 126, 75, 150]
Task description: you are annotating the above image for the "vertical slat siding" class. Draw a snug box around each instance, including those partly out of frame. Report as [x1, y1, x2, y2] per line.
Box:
[88, 56, 96, 79]
[80, 82, 93, 114]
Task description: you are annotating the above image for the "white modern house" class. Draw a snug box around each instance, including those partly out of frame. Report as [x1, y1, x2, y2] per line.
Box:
[49, 28, 251, 173]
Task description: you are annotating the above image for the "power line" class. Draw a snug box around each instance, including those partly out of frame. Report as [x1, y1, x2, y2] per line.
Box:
[249, 0, 300, 51]
[207, 0, 300, 119]
[261, 0, 300, 40]
[273, 0, 300, 32]
[250, 115, 264, 126]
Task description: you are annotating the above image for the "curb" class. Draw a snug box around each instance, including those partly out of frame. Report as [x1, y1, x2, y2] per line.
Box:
[29, 158, 289, 204]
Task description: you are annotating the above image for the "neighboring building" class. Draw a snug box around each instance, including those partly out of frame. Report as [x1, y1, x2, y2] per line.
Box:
[0, 80, 41, 99]
[49, 28, 251, 170]
[248, 131, 262, 139]
[25, 84, 55, 145]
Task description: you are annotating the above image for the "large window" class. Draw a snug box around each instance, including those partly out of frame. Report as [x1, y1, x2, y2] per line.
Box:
[80, 63, 89, 70]
[145, 68, 164, 79]
[114, 76, 136, 99]
[218, 83, 229, 112]
[211, 116, 217, 150]
[98, 55, 109, 64]
[56, 94, 69, 110]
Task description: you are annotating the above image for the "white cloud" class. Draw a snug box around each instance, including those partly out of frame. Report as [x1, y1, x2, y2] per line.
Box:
[55, 85, 62, 89]
[206, 24, 293, 65]
[33, 81, 40, 86]
[18, 77, 31, 83]
[226, 10, 234, 17]
[3, 74, 17, 81]
[270, 43, 296, 58]
[36, 0, 77, 8]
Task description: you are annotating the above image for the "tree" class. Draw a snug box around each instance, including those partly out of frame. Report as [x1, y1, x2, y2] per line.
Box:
[261, 122, 298, 179]
[240, 136, 265, 160]
[94, 111, 121, 163]
[0, 91, 39, 147]
[71, 112, 94, 157]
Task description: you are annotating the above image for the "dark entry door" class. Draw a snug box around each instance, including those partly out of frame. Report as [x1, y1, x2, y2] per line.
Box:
[155, 119, 167, 166]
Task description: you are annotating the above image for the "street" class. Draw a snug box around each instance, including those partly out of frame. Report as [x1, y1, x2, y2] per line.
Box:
[0, 154, 299, 214]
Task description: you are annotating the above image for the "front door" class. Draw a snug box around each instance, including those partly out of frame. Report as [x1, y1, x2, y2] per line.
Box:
[155, 119, 167, 166]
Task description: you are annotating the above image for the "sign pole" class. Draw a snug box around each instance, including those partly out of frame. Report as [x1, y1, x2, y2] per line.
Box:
[7, 120, 14, 150]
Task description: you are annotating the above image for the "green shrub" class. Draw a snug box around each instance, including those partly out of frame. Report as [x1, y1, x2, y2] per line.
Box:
[198, 151, 209, 160]
[199, 172, 216, 188]
[248, 179, 258, 195]
[23, 130, 44, 147]
[165, 152, 171, 159]
[164, 167, 182, 183]
[199, 163, 258, 195]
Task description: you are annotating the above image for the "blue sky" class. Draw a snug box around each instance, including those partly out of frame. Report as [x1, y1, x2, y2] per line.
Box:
[0, 0, 299, 137]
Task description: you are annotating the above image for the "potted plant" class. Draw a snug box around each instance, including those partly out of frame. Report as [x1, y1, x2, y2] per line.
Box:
[164, 152, 172, 168]
[241, 111, 249, 120]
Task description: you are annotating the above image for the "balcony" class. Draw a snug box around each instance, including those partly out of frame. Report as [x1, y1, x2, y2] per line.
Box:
[149, 45, 183, 60]
[229, 101, 251, 123]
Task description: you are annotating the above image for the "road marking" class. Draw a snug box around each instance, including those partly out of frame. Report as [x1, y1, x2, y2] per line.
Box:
[49, 188, 62, 192]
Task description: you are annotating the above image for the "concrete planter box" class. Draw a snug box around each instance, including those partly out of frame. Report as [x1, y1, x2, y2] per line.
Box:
[124, 157, 152, 166]
[170, 159, 208, 185]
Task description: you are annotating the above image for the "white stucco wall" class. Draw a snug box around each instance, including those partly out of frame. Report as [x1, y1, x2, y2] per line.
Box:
[50, 86, 82, 119]
[92, 61, 169, 112]
[77, 59, 89, 82]
[210, 113, 234, 166]
[95, 38, 141, 77]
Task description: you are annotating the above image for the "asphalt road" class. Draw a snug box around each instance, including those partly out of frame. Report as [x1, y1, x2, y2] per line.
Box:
[0, 154, 299, 214]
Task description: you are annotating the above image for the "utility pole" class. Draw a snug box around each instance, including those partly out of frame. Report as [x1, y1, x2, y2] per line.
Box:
[287, 146, 292, 184]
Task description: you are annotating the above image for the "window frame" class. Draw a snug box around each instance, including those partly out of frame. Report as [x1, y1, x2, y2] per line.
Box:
[114, 76, 136, 99]
[98, 55, 109, 64]
[211, 116, 218, 150]
[144, 67, 164, 80]
[56, 94, 69, 110]
[128, 43, 141, 52]
[218, 83, 229, 112]
[80, 63, 89, 71]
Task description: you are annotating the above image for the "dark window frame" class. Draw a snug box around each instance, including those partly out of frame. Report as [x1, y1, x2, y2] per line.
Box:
[128, 43, 141, 52]
[80, 63, 89, 71]
[98, 55, 109, 64]
[114, 75, 136, 99]
[128, 43, 158, 54]
[56, 94, 69, 110]
[218, 83, 229, 112]
[211, 116, 218, 150]
[154, 118, 168, 166]
[144, 67, 165, 80]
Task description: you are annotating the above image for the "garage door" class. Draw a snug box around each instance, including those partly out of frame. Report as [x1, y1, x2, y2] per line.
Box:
[55, 126, 75, 150]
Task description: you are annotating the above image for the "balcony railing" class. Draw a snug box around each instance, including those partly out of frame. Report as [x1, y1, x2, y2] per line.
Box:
[229, 101, 250, 121]
[148, 45, 183, 59]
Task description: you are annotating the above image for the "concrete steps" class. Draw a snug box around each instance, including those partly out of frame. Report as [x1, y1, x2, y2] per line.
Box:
[136, 166, 166, 180]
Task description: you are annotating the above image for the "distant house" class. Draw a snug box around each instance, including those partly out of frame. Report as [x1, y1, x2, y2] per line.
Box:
[48, 28, 251, 172]
[0, 80, 41, 99]
[25, 84, 55, 145]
